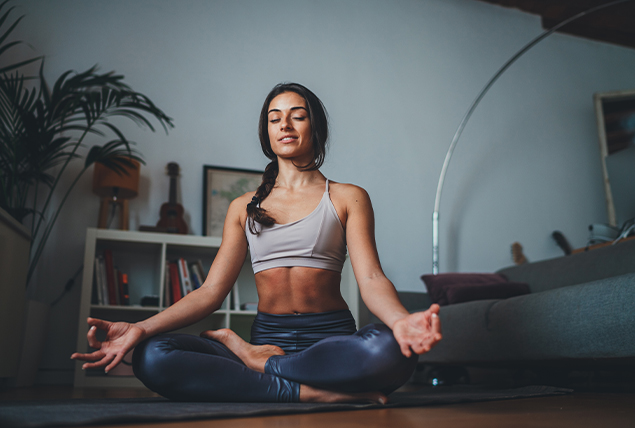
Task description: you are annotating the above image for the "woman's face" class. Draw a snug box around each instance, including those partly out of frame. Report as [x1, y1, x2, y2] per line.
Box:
[267, 91, 313, 162]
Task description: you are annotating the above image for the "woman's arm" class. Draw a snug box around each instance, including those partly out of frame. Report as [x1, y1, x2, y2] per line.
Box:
[71, 195, 250, 371]
[342, 185, 441, 357]
[136, 196, 249, 337]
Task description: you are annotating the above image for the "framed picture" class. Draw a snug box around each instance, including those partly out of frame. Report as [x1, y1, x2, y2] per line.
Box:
[594, 89, 635, 227]
[203, 165, 263, 237]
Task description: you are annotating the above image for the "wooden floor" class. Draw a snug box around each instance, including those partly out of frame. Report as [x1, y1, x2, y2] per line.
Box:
[1, 385, 635, 428]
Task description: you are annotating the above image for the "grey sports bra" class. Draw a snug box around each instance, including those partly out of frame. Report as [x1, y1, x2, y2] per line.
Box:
[245, 180, 346, 274]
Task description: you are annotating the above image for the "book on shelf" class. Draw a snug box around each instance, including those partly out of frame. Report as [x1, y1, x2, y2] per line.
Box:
[93, 256, 104, 305]
[177, 258, 194, 296]
[93, 250, 132, 306]
[169, 261, 182, 303]
[188, 260, 204, 290]
[190, 260, 206, 288]
[164, 263, 171, 307]
[99, 257, 109, 305]
[103, 249, 118, 305]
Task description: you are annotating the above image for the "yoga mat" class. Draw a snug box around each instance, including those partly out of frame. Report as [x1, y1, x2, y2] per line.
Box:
[0, 385, 571, 428]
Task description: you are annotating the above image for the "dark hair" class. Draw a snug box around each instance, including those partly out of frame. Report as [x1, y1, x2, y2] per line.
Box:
[247, 83, 329, 234]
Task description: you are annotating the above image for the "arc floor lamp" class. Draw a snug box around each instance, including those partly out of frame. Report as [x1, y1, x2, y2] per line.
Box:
[432, 0, 634, 274]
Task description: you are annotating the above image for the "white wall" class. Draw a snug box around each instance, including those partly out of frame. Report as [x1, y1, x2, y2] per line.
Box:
[9, 0, 635, 384]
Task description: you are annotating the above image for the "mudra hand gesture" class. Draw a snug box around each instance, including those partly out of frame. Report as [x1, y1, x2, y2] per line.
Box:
[71, 317, 145, 373]
[392, 304, 442, 358]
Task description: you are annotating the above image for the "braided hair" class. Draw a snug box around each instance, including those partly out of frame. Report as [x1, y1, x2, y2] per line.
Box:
[247, 83, 329, 234]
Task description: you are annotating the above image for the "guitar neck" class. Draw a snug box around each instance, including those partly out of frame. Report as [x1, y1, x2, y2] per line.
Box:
[169, 176, 177, 204]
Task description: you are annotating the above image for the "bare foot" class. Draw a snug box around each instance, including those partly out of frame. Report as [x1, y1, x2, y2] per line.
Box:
[300, 384, 388, 404]
[200, 328, 285, 373]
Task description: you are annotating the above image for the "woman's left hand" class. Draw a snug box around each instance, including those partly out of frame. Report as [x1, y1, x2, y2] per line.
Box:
[392, 304, 442, 358]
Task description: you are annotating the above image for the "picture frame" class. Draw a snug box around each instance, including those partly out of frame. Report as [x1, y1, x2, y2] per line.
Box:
[594, 89, 635, 227]
[203, 165, 263, 237]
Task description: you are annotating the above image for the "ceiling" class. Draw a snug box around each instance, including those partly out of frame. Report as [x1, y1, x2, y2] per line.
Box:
[476, 0, 635, 49]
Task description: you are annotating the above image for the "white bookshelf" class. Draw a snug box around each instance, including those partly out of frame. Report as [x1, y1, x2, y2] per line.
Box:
[73, 228, 364, 388]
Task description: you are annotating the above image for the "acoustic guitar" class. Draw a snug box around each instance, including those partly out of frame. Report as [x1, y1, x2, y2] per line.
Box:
[156, 162, 188, 234]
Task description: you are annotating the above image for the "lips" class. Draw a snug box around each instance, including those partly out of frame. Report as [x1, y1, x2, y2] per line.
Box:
[279, 135, 297, 142]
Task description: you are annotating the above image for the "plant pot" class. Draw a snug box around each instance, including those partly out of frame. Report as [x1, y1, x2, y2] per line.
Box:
[0, 207, 30, 379]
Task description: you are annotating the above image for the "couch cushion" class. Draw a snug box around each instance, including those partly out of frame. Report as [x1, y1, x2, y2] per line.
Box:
[418, 272, 635, 365]
[445, 281, 530, 305]
[420, 273, 529, 306]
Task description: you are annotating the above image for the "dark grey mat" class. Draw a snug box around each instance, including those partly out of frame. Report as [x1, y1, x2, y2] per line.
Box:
[0, 385, 571, 428]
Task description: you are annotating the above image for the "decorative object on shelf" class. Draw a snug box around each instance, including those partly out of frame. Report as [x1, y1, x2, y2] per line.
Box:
[156, 162, 188, 234]
[0, 3, 174, 288]
[203, 165, 263, 237]
[92, 158, 140, 230]
[593, 89, 635, 228]
[430, 0, 633, 274]
[511, 242, 528, 265]
[551, 231, 572, 256]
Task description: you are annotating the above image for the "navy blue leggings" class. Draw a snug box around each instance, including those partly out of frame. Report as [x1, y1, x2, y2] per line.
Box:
[132, 310, 417, 402]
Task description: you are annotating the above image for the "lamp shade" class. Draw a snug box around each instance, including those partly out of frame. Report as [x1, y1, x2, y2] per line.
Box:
[92, 159, 140, 199]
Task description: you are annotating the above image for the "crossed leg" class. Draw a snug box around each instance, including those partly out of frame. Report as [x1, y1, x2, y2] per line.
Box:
[132, 331, 394, 403]
[202, 323, 417, 400]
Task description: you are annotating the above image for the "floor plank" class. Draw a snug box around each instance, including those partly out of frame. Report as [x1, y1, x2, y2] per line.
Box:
[2, 386, 634, 428]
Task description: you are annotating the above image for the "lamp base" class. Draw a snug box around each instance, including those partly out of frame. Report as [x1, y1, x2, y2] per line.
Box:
[98, 198, 129, 230]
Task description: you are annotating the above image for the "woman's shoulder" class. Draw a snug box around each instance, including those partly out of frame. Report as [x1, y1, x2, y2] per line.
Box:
[328, 181, 372, 208]
[329, 181, 370, 198]
[228, 191, 257, 222]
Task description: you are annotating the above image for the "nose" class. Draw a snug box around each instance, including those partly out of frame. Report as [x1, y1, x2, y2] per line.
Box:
[280, 115, 292, 130]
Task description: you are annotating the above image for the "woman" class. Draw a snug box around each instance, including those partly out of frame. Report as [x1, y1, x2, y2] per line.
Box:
[71, 83, 442, 404]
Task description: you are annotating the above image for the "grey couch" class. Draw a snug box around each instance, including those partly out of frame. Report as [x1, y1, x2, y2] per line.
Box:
[412, 238, 635, 368]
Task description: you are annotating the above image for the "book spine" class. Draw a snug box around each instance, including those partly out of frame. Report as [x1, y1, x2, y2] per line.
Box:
[164, 262, 171, 307]
[103, 249, 118, 305]
[169, 262, 182, 303]
[99, 256, 109, 305]
[94, 256, 104, 305]
[188, 261, 202, 289]
[178, 258, 193, 295]
[195, 260, 206, 283]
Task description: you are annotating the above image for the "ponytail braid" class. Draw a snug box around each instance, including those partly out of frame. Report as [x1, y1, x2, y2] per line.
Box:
[247, 159, 278, 234]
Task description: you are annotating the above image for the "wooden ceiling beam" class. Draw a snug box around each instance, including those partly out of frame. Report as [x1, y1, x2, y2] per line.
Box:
[475, 0, 635, 49]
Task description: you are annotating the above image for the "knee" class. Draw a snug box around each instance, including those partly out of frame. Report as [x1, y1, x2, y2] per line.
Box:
[356, 324, 418, 387]
[132, 334, 177, 390]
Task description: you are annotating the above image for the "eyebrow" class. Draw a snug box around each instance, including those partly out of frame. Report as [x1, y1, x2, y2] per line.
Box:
[268, 106, 308, 115]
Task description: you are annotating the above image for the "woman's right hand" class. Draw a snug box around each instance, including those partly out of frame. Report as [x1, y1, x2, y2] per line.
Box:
[70, 317, 146, 373]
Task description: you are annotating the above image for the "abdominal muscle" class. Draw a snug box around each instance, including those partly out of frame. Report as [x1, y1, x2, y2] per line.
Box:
[255, 266, 349, 315]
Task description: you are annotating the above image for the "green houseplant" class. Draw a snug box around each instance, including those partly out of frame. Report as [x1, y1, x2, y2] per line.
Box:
[0, 1, 174, 288]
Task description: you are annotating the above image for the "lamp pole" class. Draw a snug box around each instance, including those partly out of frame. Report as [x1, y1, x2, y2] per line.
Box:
[432, 0, 633, 274]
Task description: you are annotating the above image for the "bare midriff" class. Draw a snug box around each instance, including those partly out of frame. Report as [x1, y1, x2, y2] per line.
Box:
[255, 267, 348, 315]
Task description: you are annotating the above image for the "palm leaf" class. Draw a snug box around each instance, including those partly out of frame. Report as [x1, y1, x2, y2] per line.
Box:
[0, 1, 41, 74]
